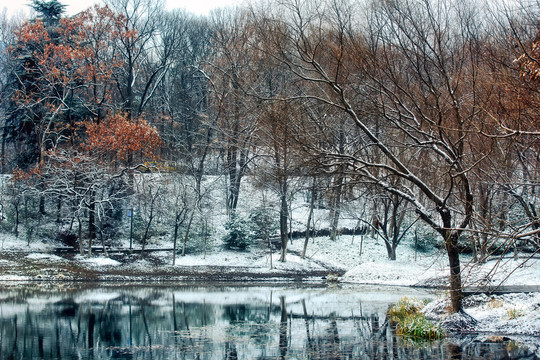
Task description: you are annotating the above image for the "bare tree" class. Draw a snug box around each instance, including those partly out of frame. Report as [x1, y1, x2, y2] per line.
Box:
[467, 2, 540, 264]
[253, 0, 489, 312]
[257, 101, 299, 262]
[0, 9, 23, 174]
[207, 8, 259, 215]
[106, 0, 166, 116]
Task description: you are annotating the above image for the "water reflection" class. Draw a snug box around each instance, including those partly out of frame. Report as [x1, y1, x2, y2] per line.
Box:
[0, 284, 536, 359]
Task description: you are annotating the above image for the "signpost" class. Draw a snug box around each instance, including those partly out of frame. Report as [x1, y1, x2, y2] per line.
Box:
[128, 209, 134, 250]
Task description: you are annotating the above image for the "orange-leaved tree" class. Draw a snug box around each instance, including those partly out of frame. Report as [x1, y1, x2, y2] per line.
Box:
[84, 112, 162, 168]
[8, 5, 162, 252]
[8, 5, 127, 166]
[11, 112, 163, 255]
[83, 113, 162, 255]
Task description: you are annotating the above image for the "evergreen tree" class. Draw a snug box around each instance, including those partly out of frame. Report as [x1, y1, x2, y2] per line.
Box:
[30, 0, 66, 26]
[4, 0, 73, 170]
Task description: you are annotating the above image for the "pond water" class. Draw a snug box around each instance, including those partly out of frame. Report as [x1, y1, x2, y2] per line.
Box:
[0, 284, 536, 359]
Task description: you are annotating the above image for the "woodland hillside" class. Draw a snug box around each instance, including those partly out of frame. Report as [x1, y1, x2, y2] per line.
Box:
[0, 0, 540, 312]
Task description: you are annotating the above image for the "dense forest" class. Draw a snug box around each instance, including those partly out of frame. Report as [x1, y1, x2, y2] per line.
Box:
[0, 0, 539, 312]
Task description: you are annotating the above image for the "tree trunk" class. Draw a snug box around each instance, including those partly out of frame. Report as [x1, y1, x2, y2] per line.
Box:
[330, 163, 345, 242]
[471, 233, 478, 263]
[279, 188, 289, 263]
[182, 211, 195, 257]
[13, 200, 19, 238]
[203, 219, 209, 259]
[384, 240, 397, 261]
[445, 230, 463, 313]
[1, 127, 6, 174]
[141, 210, 154, 256]
[268, 235, 273, 270]
[100, 231, 108, 257]
[479, 183, 491, 263]
[172, 213, 180, 266]
[39, 194, 46, 215]
[88, 190, 95, 257]
[288, 201, 293, 244]
[56, 197, 62, 223]
[226, 136, 240, 214]
[78, 215, 83, 256]
[302, 181, 316, 259]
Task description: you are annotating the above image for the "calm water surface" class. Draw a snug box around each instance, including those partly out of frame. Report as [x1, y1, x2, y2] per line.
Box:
[0, 284, 536, 359]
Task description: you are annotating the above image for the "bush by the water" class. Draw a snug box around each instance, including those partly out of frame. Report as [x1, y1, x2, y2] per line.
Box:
[249, 206, 278, 241]
[222, 213, 255, 251]
[388, 297, 444, 341]
[184, 220, 215, 254]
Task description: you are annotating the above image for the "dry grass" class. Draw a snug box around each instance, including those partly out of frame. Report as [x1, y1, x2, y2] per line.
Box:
[388, 297, 444, 341]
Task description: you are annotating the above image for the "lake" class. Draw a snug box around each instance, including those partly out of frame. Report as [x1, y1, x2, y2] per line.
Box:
[0, 283, 536, 359]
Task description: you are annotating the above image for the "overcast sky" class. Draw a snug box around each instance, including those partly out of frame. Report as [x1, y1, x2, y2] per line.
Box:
[3, 0, 243, 17]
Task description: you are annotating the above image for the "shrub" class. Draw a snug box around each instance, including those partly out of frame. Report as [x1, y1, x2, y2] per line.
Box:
[249, 206, 278, 241]
[388, 297, 444, 341]
[58, 231, 78, 249]
[506, 340, 527, 352]
[410, 228, 442, 253]
[183, 220, 215, 254]
[326, 272, 340, 284]
[388, 297, 423, 322]
[222, 213, 255, 251]
[487, 298, 504, 309]
[396, 313, 444, 341]
[507, 307, 524, 320]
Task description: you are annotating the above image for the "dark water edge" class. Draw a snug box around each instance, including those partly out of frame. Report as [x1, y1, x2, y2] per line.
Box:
[0, 283, 537, 359]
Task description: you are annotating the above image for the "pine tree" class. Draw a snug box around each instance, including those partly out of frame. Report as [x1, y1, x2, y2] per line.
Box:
[30, 0, 66, 26]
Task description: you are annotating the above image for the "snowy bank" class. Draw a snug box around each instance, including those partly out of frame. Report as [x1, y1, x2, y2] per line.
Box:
[423, 292, 540, 356]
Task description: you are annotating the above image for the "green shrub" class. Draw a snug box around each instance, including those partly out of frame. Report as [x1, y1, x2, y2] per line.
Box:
[183, 220, 214, 254]
[249, 206, 278, 241]
[222, 213, 255, 251]
[396, 313, 444, 341]
[388, 297, 444, 341]
[412, 234, 439, 253]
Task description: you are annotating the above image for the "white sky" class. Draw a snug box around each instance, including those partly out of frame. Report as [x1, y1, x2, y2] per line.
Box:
[2, 0, 243, 17]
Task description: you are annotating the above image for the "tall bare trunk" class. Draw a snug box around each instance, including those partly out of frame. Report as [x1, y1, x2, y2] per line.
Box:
[279, 184, 289, 262]
[302, 181, 316, 259]
[88, 190, 95, 256]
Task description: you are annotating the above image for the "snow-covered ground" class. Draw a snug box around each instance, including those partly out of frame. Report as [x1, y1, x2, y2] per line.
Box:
[1, 173, 537, 289]
[1, 223, 538, 288]
[422, 292, 540, 356]
[0, 174, 539, 345]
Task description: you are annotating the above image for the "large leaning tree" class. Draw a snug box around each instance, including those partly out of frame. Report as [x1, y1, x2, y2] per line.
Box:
[251, 0, 493, 312]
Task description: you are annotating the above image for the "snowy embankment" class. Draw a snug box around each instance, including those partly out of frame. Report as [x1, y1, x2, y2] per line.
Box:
[298, 234, 540, 345]
[1, 227, 539, 288]
[287, 232, 540, 290]
[422, 292, 540, 356]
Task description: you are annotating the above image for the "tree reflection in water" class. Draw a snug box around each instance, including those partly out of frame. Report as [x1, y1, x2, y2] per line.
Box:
[0, 285, 536, 359]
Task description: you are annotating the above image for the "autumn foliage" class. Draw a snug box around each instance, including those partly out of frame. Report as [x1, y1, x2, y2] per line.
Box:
[10, 7, 126, 107]
[8, 4, 163, 173]
[516, 35, 540, 82]
[84, 113, 162, 163]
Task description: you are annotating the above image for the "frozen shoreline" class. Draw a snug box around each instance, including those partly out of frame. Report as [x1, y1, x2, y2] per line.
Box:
[0, 231, 538, 287]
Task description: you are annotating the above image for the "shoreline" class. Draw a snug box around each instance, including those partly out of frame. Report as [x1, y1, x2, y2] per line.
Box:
[0, 252, 538, 355]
